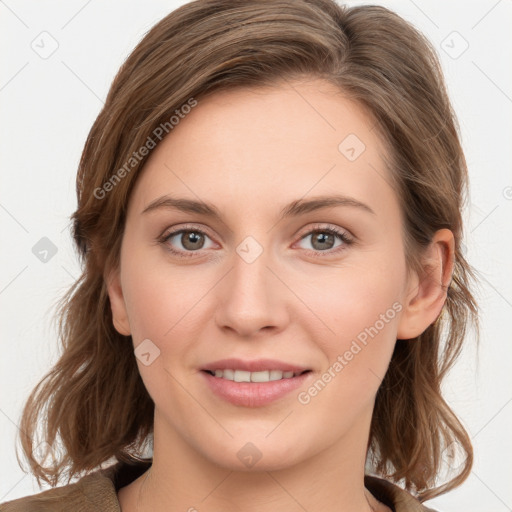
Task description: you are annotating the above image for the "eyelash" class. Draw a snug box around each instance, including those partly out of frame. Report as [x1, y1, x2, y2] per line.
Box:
[158, 223, 354, 259]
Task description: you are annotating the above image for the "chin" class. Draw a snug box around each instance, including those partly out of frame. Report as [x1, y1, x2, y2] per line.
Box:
[196, 434, 312, 472]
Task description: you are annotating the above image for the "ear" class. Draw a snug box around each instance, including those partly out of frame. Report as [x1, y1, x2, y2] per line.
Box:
[104, 266, 131, 336]
[397, 228, 455, 340]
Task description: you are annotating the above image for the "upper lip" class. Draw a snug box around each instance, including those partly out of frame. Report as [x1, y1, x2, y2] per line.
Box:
[201, 358, 310, 373]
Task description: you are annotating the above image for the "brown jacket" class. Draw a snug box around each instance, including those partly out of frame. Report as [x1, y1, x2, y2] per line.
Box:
[0, 461, 437, 511]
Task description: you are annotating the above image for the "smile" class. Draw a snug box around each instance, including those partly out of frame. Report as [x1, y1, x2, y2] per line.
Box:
[204, 369, 309, 382]
[201, 369, 312, 407]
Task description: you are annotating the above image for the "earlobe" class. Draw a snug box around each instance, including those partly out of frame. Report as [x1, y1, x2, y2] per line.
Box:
[396, 229, 455, 340]
[105, 267, 131, 336]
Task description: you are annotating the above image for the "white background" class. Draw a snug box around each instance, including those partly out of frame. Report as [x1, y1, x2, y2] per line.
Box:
[1, 1, 511, 510]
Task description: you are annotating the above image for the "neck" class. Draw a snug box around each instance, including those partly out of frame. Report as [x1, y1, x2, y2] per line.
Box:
[133, 410, 384, 512]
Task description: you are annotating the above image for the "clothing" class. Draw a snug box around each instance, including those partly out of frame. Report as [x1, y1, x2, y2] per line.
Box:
[0, 460, 437, 511]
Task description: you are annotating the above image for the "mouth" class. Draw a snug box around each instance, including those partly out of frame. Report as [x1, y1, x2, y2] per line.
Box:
[202, 368, 311, 382]
[199, 359, 313, 407]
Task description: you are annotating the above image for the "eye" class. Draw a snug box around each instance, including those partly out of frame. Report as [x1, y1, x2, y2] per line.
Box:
[296, 225, 353, 255]
[159, 225, 216, 257]
[158, 223, 354, 259]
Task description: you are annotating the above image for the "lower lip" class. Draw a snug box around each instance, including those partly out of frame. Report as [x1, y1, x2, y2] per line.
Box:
[201, 370, 312, 407]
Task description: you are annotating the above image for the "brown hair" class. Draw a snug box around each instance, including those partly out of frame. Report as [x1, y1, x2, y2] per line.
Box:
[16, 0, 479, 501]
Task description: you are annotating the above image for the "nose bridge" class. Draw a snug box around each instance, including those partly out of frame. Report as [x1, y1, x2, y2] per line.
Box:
[214, 236, 287, 336]
[232, 242, 271, 298]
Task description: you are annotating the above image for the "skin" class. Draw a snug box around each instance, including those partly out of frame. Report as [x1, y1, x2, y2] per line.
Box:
[107, 78, 454, 512]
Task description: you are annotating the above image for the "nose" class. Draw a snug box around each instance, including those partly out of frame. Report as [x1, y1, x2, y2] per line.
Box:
[214, 245, 289, 338]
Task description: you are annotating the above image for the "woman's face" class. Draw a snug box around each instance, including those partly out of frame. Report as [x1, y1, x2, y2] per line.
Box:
[108, 79, 425, 470]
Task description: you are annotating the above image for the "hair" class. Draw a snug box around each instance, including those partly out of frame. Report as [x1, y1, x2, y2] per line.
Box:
[16, 0, 479, 502]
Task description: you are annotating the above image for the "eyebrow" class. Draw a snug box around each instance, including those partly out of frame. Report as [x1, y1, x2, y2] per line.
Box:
[141, 194, 375, 220]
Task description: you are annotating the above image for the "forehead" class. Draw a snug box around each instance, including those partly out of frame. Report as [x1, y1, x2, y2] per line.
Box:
[128, 79, 398, 223]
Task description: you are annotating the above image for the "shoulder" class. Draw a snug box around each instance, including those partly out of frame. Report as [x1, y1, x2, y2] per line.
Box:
[365, 475, 440, 512]
[0, 468, 119, 512]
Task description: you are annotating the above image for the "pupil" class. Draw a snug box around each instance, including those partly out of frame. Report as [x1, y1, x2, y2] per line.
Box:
[314, 232, 334, 250]
[183, 232, 203, 250]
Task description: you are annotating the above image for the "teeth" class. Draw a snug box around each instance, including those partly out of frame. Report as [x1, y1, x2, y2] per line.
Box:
[222, 369, 234, 380]
[269, 370, 283, 381]
[234, 370, 251, 383]
[209, 369, 303, 382]
[251, 370, 270, 382]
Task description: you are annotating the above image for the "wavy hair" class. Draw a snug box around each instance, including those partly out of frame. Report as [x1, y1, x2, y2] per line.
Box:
[16, 0, 479, 501]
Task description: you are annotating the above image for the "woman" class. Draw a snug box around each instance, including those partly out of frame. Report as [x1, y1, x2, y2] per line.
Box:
[1, 0, 478, 511]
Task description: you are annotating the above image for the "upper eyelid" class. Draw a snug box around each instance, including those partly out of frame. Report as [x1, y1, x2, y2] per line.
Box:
[161, 225, 217, 245]
[297, 223, 351, 236]
[161, 222, 350, 236]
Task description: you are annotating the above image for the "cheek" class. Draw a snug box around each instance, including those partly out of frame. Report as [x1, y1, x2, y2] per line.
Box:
[119, 249, 212, 406]
[302, 258, 403, 335]
[298, 259, 404, 394]
[120, 244, 212, 342]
